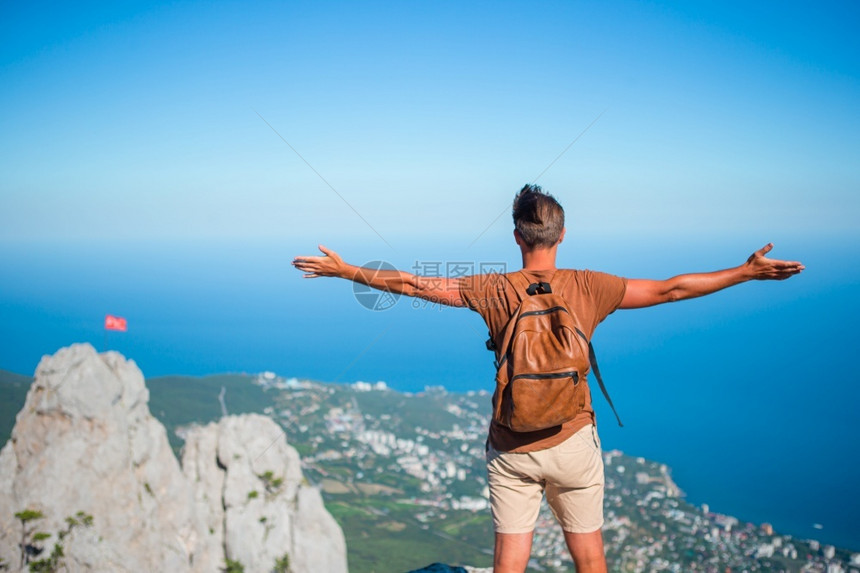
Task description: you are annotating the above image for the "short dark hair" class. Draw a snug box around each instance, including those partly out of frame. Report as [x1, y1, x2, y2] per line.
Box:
[512, 184, 565, 248]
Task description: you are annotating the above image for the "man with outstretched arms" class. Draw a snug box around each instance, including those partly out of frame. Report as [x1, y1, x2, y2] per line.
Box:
[292, 185, 804, 573]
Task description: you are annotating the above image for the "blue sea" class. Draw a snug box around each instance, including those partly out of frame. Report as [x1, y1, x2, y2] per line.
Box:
[1, 235, 858, 551]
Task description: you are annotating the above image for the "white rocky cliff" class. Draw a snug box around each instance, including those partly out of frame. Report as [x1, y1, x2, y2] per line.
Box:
[0, 344, 347, 573]
[182, 415, 347, 573]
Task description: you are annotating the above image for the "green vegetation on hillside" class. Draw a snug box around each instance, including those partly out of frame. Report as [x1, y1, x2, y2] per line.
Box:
[326, 497, 493, 573]
[0, 369, 31, 445]
[147, 374, 276, 453]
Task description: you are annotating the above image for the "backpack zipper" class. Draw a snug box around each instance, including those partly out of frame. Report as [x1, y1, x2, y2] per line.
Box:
[510, 371, 579, 383]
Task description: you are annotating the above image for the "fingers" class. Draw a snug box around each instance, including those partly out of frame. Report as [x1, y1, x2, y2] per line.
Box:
[292, 253, 328, 267]
[773, 268, 802, 278]
[292, 259, 321, 278]
[777, 260, 805, 271]
[292, 255, 320, 264]
[769, 258, 805, 273]
[756, 260, 805, 280]
[292, 245, 335, 264]
[291, 257, 320, 274]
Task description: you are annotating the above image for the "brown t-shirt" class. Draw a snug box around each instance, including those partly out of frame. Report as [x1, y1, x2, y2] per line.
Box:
[459, 268, 627, 453]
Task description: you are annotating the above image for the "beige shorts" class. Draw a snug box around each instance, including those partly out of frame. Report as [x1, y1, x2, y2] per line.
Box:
[486, 424, 604, 534]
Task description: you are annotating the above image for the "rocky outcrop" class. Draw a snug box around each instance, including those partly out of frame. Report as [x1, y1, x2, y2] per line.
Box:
[0, 344, 347, 573]
[0, 344, 209, 571]
[182, 415, 347, 573]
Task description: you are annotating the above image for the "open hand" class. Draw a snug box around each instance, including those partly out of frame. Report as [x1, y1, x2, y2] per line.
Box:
[292, 245, 346, 278]
[745, 243, 805, 280]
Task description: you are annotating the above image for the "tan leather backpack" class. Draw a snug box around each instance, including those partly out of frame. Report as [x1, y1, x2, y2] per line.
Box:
[488, 270, 622, 432]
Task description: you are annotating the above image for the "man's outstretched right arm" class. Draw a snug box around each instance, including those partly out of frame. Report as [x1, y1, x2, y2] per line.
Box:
[292, 245, 467, 307]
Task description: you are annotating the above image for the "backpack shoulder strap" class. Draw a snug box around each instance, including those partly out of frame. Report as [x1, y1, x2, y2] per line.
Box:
[503, 271, 533, 303]
[486, 272, 530, 358]
[587, 342, 624, 427]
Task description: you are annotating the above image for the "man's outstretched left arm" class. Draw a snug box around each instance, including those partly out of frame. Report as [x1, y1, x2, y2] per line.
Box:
[620, 243, 805, 309]
[292, 245, 467, 307]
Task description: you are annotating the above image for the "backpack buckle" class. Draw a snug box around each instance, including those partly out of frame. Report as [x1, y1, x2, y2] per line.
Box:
[526, 282, 552, 295]
[486, 332, 497, 351]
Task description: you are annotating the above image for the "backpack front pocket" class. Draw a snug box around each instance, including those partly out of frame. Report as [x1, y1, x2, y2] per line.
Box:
[502, 370, 585, 432]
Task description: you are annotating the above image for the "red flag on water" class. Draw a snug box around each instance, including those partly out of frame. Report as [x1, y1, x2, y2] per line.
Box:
[105, 315, 127, 332]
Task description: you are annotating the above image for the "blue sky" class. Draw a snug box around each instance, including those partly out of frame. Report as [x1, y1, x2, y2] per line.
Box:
[1, 0, 858, 248]
[2, 2, 860, 548]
